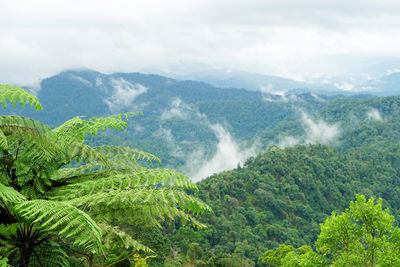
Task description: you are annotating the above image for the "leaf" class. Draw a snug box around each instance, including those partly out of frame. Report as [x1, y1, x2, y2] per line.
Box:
[53, 112, 141, 143]
[99, 222, 153, 252]
[0, 84, 42, 111]
[0, 183, 26, 208]
[15, 200, 102, 252]
[0, 129, 7, 150]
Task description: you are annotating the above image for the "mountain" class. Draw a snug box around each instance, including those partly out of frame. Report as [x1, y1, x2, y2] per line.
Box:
[3, 69, 341, 178]
[164, 94, 400, 266]
[172, 69, 339, 93]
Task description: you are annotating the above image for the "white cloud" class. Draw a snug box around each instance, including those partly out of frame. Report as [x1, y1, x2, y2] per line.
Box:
[278, 136, 301, 148]
[187, 124, 258, 182]
[2, 1, 400, 85]
[104, 78, 147, 112]
[333, 82, 354, 91]
[277, 113, 340, 148]
[69, 74, 92, 87]
[153, 126, 175, 144]
[302, 113, 340, 144]
[260, 84, 288, 102]
[367, 108, 383, 121]
[311, 93, 326, 102]
[95, 77, 103, 87]
[161, 98, 190, 120]
[159, 98, 260, 181]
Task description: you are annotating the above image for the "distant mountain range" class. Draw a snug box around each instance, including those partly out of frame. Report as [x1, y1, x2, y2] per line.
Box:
[171, 68, 400, 96]
[2, 68, 399, 178]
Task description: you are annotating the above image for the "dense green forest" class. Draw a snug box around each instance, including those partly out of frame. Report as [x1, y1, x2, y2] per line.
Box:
[3, 71, 400, 266]
[161, 95, 400, 266]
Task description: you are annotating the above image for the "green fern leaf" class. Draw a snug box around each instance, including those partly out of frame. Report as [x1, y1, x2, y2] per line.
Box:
[99, 222, 153, 252]
[0, 115, 51, 134]
[95, 146, 161, 166]
[0, 84, 42, 111]
[0, 184, 26, 207]
[0, 129, 7, 150]
[15, 200, 102, 252]
[53, 112, 141, 143]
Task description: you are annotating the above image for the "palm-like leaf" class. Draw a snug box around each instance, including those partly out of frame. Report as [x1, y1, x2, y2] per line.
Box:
[0, 84, 42, 111]
[0, 129, 7, 150]
[0, 183, 26, 207]
[95, 145, 161, 167]
[53, 112, 141, 143]
[15, 200, 102, 252]
[99, 222, 153, 252]
[0, 115, 51, 134]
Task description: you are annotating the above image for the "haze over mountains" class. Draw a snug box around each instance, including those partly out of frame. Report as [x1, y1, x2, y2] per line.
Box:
[4, 67, 400, 265]
[4, 67, 399, 181]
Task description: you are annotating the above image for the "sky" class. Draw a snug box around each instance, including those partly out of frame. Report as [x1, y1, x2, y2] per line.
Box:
[2, 0, 400, 85]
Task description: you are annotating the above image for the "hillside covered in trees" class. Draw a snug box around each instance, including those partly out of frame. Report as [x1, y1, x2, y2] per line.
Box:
[162, 95, 400, 266]
[3, 71, 400, 266]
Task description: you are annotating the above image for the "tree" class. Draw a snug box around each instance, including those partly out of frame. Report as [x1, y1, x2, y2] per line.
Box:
[316, 194, 400, 266]
[259, 195, 400, 266]
[0, 85, 211, 266]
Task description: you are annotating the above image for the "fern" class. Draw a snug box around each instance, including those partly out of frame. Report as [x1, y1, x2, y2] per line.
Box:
[53, 112, 141, 143]
[0, 184, 26, 207]
[95, 145, 161, 166]
[28, 241, 70, 267]
[99, 222, 153, 252]
[15, 200, 102, 252]
[65, 142, 111, 167]
[0, 130, 7, 150]
[0, 116, 51, 134]
[0, 84, 42, 111]
[0, 85, 211, 266]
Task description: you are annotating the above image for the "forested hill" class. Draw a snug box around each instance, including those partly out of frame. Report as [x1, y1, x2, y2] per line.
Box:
[164, 95, 400, 266]
[7, 69, 350, 171]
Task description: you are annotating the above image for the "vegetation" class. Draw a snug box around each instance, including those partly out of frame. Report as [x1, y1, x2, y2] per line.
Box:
[163, 94, 400, 265]
[0, 85, 210, 266]
[259, 195, 400, 266]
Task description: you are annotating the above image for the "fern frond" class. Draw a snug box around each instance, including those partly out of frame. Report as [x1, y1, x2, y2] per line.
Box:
[0, 129, 7, 150]
[95, 146, 161, 166]
[15, 200, 102, 252]
[53, 112, 141, 143]
[28, 241, 70, 267]
[1, 125, 61, 165]
[0, 115, 52, 134]
[98, 222, 153, 252]
[49, 168, 198, 200]
[65, 142, 111, 167]
[0, 183, 26, 207]
[50, 165, 103, 181]
[65, 187, 211, 228]
[0, 84, 42, 111]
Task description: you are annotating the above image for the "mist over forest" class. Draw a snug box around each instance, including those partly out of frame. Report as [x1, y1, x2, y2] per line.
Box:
[3, 1, 400, 266]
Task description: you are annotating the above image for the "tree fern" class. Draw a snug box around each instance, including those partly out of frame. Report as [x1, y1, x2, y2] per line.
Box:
[0, 85, 211, 266]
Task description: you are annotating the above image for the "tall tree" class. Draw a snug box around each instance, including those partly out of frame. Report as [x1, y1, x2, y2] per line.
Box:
[258, 195, 400, 266]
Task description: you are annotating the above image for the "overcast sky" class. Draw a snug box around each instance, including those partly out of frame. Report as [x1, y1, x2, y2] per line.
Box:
[2, 0, 400, 85]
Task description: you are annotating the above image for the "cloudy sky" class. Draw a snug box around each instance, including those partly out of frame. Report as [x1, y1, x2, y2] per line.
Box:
[2, 0, 400, 85]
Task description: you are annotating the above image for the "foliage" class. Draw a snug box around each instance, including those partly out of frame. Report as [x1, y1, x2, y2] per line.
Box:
[259, 195, 400, 266]
[0, 85, 210, 266]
